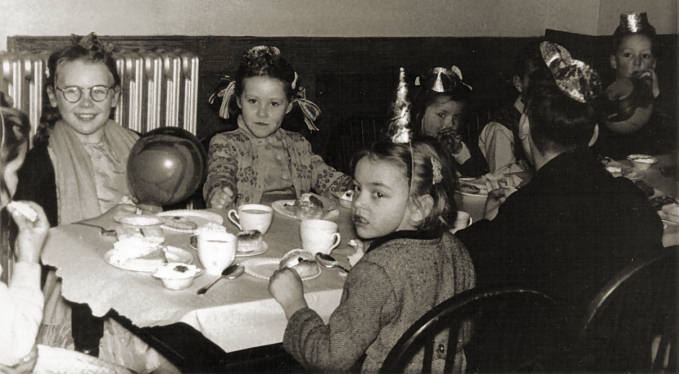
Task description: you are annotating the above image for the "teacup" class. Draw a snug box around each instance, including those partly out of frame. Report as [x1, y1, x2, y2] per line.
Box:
[198, 231, 237, 275]
[300, 219, 341, 255]
[228, 204, 273, 234]
[452, 210, 472, 233]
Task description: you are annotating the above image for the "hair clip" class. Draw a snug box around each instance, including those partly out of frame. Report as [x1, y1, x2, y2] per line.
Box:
[431, 157, 443, 185]
[539, 41, 601, 103]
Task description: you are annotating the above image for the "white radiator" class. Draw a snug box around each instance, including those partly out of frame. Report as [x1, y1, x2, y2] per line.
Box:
[0, 49, 199, 141]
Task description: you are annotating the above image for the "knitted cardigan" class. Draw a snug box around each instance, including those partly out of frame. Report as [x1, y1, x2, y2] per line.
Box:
[283, 230, 476, 373]
[203, 127, 352, 208]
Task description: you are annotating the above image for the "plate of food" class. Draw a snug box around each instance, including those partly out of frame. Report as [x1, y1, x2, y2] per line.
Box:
[627, 154, 658, 171]
[104, 236, 192, 272]
[242, 249, 321, 281]
[114, 214, 163, 226]
[157, 210, 224, 233]
[272, 193, 339, 220]
[660, 203, 679, 224]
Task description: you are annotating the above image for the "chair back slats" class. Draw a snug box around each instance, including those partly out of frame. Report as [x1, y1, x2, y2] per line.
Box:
[380, 287, 560, 374]
[576, 246, 678, 372]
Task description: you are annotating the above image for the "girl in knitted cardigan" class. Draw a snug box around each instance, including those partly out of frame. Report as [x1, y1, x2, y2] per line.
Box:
[269, 138, 476, 373]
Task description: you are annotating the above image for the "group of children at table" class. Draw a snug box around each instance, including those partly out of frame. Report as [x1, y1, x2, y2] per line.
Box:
[0, 11, 670, 373]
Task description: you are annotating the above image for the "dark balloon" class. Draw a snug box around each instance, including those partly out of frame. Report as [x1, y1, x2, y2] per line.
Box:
[127, 127, 207, 206]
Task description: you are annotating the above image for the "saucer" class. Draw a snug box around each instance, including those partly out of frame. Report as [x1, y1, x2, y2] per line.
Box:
[272, 200, 339, 220]
[157, 210, 224, 233]
[241, 257, 321, 281]
[104, 245, 193, 273]
[237, 241, 269, 257]
[189, 235, 268, 257]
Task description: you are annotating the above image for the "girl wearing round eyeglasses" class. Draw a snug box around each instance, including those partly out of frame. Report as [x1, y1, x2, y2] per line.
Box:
[14, 34, 179, 373]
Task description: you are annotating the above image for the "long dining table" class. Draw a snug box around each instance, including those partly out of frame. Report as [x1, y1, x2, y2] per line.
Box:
[41, 200, 356, 370]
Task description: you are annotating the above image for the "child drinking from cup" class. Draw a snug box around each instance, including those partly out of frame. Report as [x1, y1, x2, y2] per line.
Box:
[596, 12, 677, 158]
[269, 138, 476, 372]
[412, 66, 488, 177]
[204, 46, 352, 210]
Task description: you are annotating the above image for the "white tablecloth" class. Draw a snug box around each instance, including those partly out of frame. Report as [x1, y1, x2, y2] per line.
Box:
[42, 208, 355, 352]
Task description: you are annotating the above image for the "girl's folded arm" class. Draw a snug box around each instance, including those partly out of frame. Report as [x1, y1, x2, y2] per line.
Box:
[309, 153, 353, 196]
[283, 261, 395, 371]
[203, 134, 239, 203]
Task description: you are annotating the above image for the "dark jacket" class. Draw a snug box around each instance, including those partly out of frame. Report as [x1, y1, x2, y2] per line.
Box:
[457, 148, 663, 311]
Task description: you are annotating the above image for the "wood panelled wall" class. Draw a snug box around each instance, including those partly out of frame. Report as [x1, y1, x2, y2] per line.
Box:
[8, 35, 539, 171]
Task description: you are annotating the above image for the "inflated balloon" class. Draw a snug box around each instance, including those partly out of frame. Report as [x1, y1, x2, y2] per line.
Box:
[127, 127, 207, 206]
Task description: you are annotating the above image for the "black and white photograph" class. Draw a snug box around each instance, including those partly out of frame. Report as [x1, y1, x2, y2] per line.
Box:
[0, 0, 677, 372]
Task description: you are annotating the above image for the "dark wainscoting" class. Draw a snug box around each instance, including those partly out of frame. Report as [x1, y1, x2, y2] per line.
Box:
[11, 33, 675, 173]
[9, 35, 539, 172]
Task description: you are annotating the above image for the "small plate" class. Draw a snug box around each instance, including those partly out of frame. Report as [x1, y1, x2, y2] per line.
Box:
[456, 178, 489, 196]
[189, 236, 269, 257]
[237, 240, 269, 257]
[104, 245, 193, 272]
[660, 204, 679, 224]
[115, 214, 163, 226]
[272, 200, 339, 220]
[157, 210, 224, 233]
[241, 257, 321, 281]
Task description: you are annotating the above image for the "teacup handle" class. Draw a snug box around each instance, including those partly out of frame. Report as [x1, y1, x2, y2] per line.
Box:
[328, 233, 341, 252]
[468, 216, 473, 226]
[227, 210, 242, 231]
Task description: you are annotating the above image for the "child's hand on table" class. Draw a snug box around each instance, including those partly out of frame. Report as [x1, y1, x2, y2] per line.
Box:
[8, 202, 49, 264]
[269, 268, 308, 319]
[209, 187, 234, 210]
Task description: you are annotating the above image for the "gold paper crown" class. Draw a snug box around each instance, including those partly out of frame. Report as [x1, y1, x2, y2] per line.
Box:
[539, 41, 601, 103]
[616, 12, 655, 34]
[387, 67, 412, 144]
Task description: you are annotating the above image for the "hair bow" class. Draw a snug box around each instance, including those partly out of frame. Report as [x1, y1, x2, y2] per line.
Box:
[414, 65, 472, 93]
[539, 41, 601, 103]
[291, 85, 321, 132]
[208, 75, 237, 120]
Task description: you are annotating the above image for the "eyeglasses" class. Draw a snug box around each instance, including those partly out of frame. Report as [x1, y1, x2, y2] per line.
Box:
[55, 85, 113, 103]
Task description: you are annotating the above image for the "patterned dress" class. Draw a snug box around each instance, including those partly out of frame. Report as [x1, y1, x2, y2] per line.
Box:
[204, 127, 352, 208]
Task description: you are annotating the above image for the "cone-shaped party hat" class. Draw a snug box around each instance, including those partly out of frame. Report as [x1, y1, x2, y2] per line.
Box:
[387, 67, 412, 144]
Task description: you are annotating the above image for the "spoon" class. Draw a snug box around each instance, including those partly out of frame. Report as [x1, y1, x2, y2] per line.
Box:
[73, 221, 118, 239]
[197, 263, 244, 295]
[315, 253, 350, 273]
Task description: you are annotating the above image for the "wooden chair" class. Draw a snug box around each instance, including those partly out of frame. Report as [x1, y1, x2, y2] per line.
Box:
[380, 287, 563, 373]
[573, 246, 678, 372]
